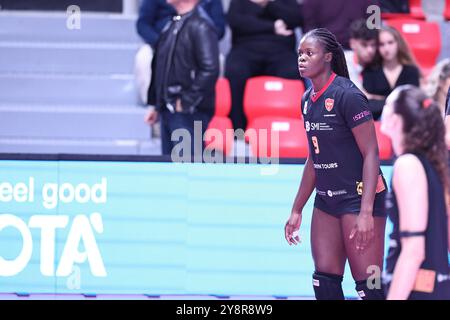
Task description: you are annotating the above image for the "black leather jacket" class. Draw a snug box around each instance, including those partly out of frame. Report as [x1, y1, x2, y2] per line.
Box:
[147, 6, 219, 116]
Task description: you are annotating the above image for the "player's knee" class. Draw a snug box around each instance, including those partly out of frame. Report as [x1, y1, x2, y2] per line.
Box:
[355, 279, 385, 300]
[312, 271, 345, 300]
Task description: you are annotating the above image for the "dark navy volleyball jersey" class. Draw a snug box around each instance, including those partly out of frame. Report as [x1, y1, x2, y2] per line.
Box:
[384, 154, 450, 299]
[302, 73, 385, 201]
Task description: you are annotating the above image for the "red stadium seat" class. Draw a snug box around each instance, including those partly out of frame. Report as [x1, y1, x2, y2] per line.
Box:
[374, 121, 393, 160]
[445, 0, 450, 20]
[409, 0, 426, 18]
[385, 19, 441, 77]
[243, 76, 304, 126]
[245, 117, 309, 158]
[381, 0, 426, 20]
[205, 116, 234, 155]
[215, 78, 231, 117]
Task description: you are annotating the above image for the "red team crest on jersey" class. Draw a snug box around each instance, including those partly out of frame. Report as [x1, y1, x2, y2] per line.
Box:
[325, 98, 334, 112]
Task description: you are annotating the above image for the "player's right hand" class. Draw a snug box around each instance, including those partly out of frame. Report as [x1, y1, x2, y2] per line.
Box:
[284, 212, 302, 246]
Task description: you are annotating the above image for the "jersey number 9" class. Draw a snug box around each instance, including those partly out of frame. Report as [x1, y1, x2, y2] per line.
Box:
[312, 136, 320, 154]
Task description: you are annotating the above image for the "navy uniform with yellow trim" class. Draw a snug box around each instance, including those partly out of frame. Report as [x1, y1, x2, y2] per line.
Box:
[302, 72, 386, 216]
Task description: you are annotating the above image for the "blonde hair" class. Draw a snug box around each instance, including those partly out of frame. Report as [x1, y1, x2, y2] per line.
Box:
[423, 58, 450, 97]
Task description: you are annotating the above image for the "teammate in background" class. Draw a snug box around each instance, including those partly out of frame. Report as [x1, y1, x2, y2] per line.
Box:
[380, 85, 450, 300]
[284, 28, 387, 300]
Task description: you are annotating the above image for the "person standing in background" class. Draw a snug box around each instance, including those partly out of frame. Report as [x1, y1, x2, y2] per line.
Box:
[144, 0, 220, 158]
[225, 0, 304, 131]
[381, 85, 450, 300]
[135, 0, 225, 104]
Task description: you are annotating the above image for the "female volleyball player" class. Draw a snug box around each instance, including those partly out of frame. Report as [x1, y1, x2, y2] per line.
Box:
[381, 85, 450, 300]
[284, 28, 387, 300]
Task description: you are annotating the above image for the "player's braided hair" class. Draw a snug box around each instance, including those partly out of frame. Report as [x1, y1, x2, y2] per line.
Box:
[392, 85, 449, 197]
[303, 28, 350, 79]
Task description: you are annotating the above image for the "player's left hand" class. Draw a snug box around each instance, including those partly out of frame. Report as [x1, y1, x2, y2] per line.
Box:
[284, 212, 302, 246]
[349, 213, 375, 253]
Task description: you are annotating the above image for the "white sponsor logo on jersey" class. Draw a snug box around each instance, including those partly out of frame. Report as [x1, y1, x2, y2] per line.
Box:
[305, 121, 333, 132]
[321, 189, 348, 198]
[313, 162, 339, 170]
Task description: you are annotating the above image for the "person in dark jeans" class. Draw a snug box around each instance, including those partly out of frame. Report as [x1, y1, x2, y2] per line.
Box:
[225, 0, 303, 131]
[144, 0, 219, 160]
[381, 85, 450, 300]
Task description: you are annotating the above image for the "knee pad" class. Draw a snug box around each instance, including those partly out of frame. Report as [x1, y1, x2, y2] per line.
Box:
[355, 279, 385, 300]
[312, 271, 345, 300]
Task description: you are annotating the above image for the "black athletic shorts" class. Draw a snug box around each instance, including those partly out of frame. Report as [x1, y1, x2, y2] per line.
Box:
[313, 176, 388, 217]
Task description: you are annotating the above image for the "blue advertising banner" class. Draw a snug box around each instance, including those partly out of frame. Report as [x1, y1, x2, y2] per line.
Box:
[0, 160, 394, 298]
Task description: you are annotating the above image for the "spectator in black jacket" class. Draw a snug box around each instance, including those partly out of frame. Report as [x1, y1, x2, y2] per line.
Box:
[225, 0, 303, 131]
[144, 0, 220, 159]
[135, 0, 225, 104]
